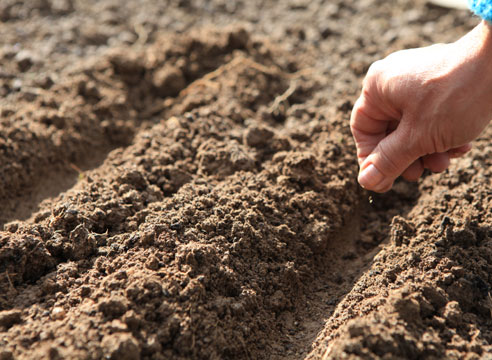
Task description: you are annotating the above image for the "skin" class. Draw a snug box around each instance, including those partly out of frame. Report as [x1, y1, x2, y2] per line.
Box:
[351, 21, 492, 193]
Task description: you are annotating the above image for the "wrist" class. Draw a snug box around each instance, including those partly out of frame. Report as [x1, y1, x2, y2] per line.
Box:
[461, 21, 492, 69]
[480, 20, 492, 50]
[475, 21, 492, 84]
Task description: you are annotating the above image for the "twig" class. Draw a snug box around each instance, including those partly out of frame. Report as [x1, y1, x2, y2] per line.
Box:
[321, 341, 334, 360]
[5, 271, 17, 294]
[27, 242, 41, 256]
[179, 56, 246, 97]
[134, 23, 149, 46]
[268, 80, 298, 114]
[179, 56, 313, 97]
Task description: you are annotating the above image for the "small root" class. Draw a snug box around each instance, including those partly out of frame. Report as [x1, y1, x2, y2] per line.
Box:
[5, 271, 17, 294]
[268, 80, 298, 114]
[179, 55, 312, 98]
[134, 23, 149, 46]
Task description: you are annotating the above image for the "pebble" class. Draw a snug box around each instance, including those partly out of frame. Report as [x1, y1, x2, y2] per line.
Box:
[15, 50, 33, 72]
[51, 307, 66, 320]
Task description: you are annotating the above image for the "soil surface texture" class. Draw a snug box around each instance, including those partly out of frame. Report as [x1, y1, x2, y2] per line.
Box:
[0, 0, 490, 359]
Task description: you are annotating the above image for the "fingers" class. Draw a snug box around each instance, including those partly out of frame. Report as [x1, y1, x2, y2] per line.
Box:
[350, 96, 391, 166]
[420, 144, 471, 173]
[422, 152, 450, 173]
[400, 144, 471, 182]
[352, 96, 473, 191]
[401, 158, 424, 181]
[351, 93, 420, 192]
[413, 143, 470, 175]
[448, 143, 472, 158]
[358, 123, 420, 192]
[350, 79, 473, 192]
[399, 144, 472, 184]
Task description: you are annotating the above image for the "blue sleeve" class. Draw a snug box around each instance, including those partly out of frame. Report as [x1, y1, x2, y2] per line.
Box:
[469, 0, 492, 22]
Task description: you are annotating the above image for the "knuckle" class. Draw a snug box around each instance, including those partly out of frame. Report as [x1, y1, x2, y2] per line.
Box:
[366, 60, 383, 77]
[363, 61, 383, 88]
[400, 121, 425, 156]
[377, 145, 401, 176]
[349, 105, 362, 129]
[350, 98, 369, 132]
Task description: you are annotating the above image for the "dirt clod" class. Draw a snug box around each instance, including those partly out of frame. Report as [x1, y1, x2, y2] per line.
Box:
[0, 309, 22, 330]
[102, 333, 141, 360]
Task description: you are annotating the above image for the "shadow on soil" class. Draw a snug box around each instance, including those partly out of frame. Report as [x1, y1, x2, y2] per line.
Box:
[278, 180, 422, 359]
[0, 146, 115, 228]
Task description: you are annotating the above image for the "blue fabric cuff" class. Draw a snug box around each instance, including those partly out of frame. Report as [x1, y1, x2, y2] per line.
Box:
[469, 0, 492, 23]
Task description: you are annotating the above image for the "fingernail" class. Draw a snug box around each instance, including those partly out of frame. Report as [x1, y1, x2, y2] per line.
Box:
[358, 164, 384, 190]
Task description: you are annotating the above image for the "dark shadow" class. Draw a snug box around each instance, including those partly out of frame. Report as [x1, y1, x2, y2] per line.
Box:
[279, 180, 422, 359]
[0, 145, 115, 228]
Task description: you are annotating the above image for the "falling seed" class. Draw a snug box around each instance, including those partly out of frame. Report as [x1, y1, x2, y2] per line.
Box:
[368, 196, 374, 204]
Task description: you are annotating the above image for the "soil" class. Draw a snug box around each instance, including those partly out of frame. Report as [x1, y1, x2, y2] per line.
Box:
[0, 0, 490, 359]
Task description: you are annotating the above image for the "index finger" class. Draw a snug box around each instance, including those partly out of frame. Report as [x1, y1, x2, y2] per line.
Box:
[350, 95, 394, 165]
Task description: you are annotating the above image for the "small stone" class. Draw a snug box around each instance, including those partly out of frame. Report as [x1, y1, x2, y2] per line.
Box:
[347, 322, 366, 337]
[15, 50, 33, 72]
[12, 78, 22, 91]
[51, 307, 66, 320]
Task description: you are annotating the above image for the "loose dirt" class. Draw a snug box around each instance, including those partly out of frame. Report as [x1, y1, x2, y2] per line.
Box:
[0, 0, 491, 359]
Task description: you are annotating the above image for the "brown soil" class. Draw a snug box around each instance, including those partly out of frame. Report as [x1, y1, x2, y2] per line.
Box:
[0, 0, 490, 359]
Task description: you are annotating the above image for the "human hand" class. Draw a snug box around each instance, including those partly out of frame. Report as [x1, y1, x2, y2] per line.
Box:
[351, 21, 492, 193]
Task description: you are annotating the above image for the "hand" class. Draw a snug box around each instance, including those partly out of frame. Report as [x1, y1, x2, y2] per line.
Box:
[351, 21, 492, 193]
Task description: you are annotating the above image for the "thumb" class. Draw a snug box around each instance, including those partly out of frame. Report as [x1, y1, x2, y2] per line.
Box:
[358, 124, 419, 192]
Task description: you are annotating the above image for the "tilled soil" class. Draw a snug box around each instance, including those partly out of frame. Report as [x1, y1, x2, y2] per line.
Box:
[0, 0, 491, 359]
